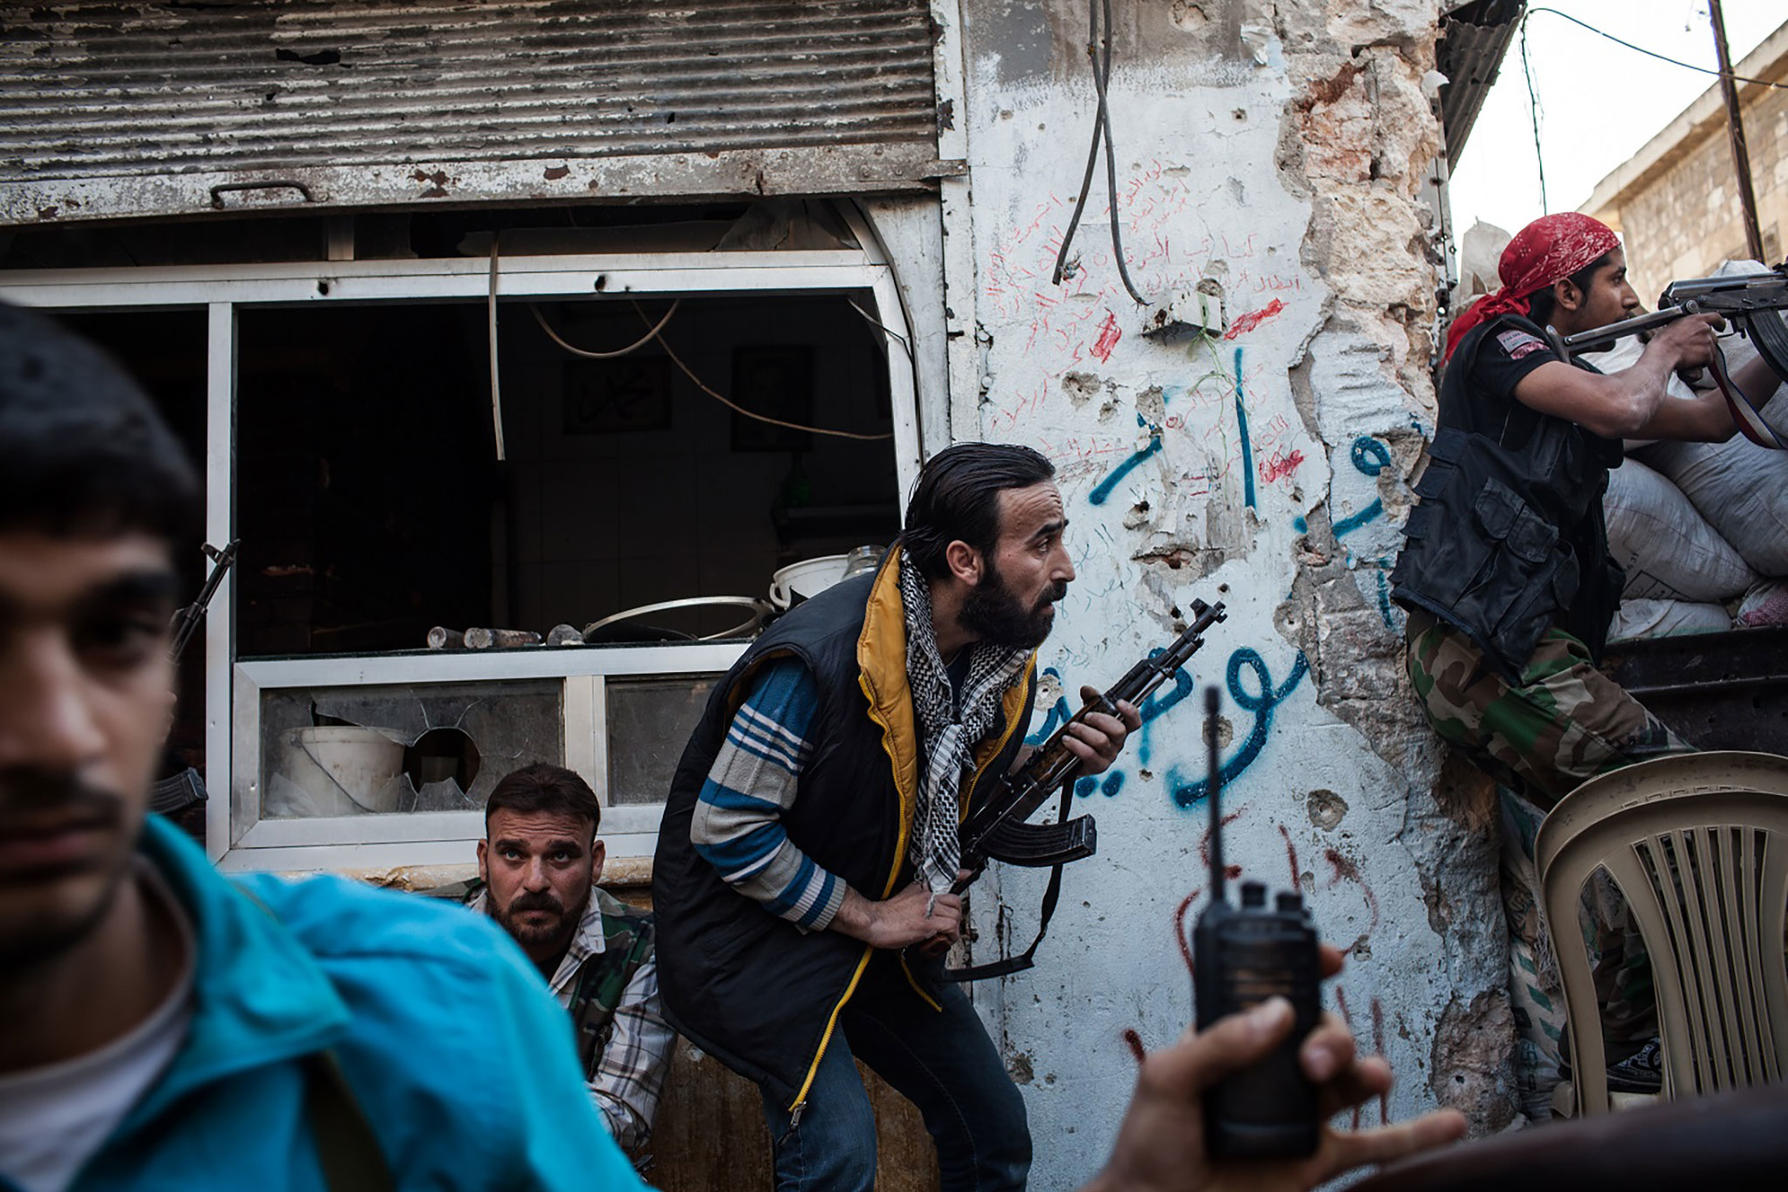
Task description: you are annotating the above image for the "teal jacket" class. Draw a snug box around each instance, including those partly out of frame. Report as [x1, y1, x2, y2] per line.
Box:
[27, 815, 648, 1192]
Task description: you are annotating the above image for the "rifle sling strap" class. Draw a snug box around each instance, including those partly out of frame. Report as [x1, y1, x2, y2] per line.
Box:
[304, 1050, 396, 1192]
[235, 885, 394, 1192]
[944, 779, 1074, 983]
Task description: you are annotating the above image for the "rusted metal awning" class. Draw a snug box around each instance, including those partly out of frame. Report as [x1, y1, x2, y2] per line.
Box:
[0, 0, 956, 226]
[1437, 0, 1525, 167]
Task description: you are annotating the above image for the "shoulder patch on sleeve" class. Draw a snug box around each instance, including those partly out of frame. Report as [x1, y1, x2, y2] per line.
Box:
[1495, 328, 1550, 360]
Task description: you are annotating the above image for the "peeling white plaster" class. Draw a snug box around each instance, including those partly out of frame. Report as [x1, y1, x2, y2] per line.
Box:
[953, 4, 1509, 1181]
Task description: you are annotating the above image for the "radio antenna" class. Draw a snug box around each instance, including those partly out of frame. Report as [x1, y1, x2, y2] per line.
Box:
[1205, 685, 1224, 903]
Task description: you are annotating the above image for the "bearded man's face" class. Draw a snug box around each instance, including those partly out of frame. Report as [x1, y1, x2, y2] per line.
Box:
[960, 481, 1074, 650]
[478, 808, 600, 964]
[961, 556, 1067, 649]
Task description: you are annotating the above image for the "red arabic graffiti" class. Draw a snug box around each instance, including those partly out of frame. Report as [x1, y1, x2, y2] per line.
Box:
[1259, 448, 1305, 485]
[1091, 310, 1122, 362]
[1223, 298, 1285, 340]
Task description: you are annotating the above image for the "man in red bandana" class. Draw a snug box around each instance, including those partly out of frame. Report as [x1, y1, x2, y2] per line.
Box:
[1391, 211, 1781, 800]
[1391, 213, 1781, 1100]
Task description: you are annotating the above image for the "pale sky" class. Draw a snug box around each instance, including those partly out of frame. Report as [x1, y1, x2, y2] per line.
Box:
[1448, 0, 1784, 242]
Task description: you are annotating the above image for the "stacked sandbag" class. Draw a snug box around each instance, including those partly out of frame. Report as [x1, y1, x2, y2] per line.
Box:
[1603, 455, 1757, 602]
[1738, 581, 1788, 628]
[1607, 597, 1730, 643]
[1629, 324, 1788, 576]
[1581, 278, 1788, 640]
[1595, 260, 1788, 577]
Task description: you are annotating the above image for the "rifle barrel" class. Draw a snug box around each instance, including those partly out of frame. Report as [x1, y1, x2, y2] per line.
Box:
[1560, 306, 1685, 350]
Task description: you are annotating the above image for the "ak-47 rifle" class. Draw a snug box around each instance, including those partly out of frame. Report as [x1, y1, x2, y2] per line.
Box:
[150, 539, 239, 826]
[169, 540, 239, 664]
[1545, 261, 1788, 449]
[942, 598, 1227, 981]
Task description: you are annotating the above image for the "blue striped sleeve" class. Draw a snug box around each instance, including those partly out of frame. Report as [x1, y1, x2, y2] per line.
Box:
[689, 658, 848, 931]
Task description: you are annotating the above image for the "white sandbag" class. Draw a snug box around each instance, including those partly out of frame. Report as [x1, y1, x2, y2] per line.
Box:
[1604, 456, 1757, 601]
[1630, 320, 1788, 577]
[1607, 598, 1731, 642]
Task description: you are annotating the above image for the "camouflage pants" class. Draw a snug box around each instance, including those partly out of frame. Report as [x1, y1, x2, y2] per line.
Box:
[1404, 610, 1691, 807]
[1405, 611, 1694, 1065]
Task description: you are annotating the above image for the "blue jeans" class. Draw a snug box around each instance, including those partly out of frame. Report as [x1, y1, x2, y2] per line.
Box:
[760, 960, 1031, 1191]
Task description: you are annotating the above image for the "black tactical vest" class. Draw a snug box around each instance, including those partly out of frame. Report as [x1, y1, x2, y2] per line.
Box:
[1391, 315, 1625, 678]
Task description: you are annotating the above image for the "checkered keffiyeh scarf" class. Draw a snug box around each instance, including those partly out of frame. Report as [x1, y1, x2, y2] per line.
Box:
[900, 556, 1031, 897]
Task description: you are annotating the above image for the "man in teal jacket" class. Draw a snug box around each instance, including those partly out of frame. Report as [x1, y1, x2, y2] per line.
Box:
[0, 304, 645, 1191]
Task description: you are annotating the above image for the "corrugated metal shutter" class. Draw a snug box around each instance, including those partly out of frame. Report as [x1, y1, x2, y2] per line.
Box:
[0, 0, 952, 225]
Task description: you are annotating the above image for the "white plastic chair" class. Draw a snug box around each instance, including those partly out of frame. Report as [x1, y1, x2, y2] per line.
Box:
[1535, 751, 1788, 1115]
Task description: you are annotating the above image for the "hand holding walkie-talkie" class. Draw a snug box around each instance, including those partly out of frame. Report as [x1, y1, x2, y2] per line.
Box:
[1081, 686, 1469, 1189]
[1191, 685, 1323, 1160]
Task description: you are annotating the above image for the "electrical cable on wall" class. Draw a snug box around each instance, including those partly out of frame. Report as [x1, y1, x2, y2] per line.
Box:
[1051, 0, 1150, 305]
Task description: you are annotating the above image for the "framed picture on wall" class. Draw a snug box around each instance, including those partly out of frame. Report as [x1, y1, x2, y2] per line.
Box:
[562, 357, 674, 434]
[730, 346, 813, 452]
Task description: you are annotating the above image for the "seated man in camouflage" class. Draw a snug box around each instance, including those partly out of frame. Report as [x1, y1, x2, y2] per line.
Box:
[438, 763, 672, 1158]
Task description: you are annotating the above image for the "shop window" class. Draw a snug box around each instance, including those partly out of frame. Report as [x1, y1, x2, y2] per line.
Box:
[606, 675, 720, 806]
[258, 680, 558, 820]
[233, 294, 897, 658]
[6, 206, 928, 870]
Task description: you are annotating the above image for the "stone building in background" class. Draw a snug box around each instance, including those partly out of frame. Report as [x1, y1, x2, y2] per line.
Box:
[0, 2, 1517, 1186]
[1583, 21, 1788, 302]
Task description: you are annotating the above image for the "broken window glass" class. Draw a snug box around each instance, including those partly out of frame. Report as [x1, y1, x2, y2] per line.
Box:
[606, 674, 720, 805]
[260, 679, 563, 817]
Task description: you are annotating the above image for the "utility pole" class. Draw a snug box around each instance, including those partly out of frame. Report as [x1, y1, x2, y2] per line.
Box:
[1708, 0, 1765, 262]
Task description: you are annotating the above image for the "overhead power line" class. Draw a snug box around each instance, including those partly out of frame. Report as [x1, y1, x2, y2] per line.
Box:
[1520, 18, 1548, 212]
[1525, 7, 1788, 91]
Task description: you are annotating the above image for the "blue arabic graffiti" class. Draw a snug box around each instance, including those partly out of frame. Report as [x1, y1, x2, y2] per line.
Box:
[1030, 644, 1306, 812]
[1374, 569, 1396, 629]
[1331, 435, 1392, 538]
[1029, 650, 1198, 804]
[1233, 347, 1256, 510]
[1089, 418, 1164, 506]
[1075, 772, 1126, 799]
[1134, 650, 1196, 767]
[1169, 646, 1309, 810]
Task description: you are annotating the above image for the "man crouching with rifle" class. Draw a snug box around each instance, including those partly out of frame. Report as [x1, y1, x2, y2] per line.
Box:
[654, 443, 1138, 1190]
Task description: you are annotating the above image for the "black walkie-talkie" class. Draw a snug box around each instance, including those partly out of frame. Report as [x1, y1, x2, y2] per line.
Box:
[1192, 685, 1322, 1159]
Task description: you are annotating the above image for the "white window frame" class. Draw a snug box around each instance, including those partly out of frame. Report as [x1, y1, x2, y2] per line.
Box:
[0, 247, 924, 872]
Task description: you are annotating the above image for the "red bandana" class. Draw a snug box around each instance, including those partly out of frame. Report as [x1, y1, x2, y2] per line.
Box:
[1442, 213, 1621, 363]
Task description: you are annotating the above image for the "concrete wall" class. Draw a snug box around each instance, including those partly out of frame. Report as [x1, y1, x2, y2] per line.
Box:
[949, 2, 1512, 1180]
[1584, 28, 1788, 303]
[1607, 82, 1786, 299]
